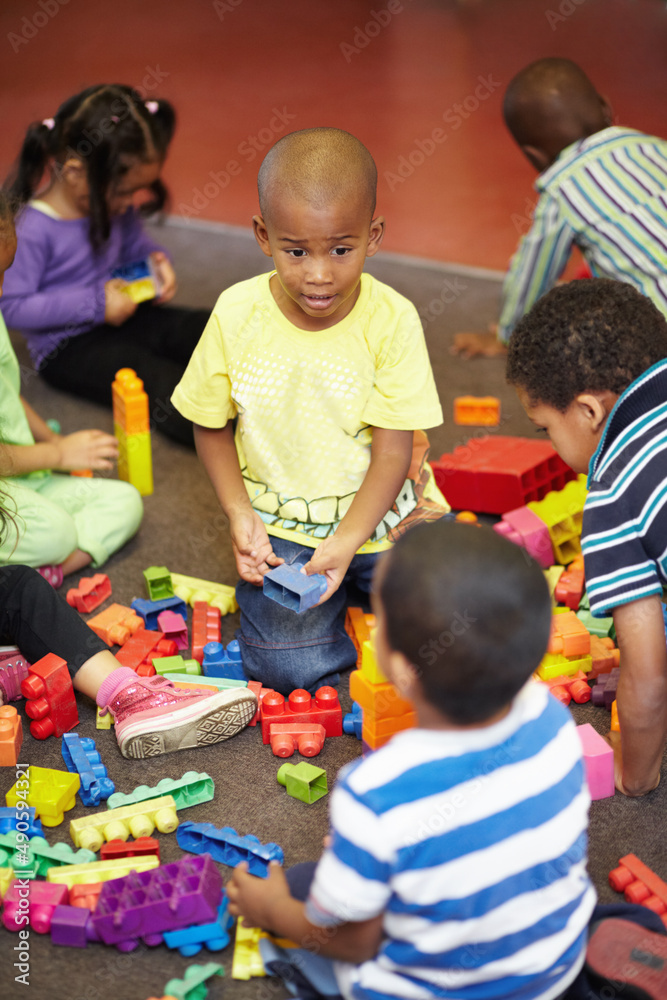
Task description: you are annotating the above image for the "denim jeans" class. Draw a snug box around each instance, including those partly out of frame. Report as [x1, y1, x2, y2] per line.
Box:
[235, 536, 378, 694]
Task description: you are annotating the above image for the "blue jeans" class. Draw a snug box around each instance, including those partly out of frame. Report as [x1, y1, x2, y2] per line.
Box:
[236, 537, 378, 694]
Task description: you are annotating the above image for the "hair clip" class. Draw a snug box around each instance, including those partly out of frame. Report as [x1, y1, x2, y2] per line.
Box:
[42, 118, 55, 130]
[111, 115, 120, 124]
[145, 100, 159, 114]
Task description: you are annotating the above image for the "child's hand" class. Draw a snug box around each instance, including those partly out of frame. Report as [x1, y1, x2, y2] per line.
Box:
[229, 509, 284, 585]
[104, 279, 138, 326]
[150, 251, 177, 303]
[55, 430, 119, 472]
[450, 325, 506, 359]
[302, 535, 357, 605]
[227, 861, 289, 930]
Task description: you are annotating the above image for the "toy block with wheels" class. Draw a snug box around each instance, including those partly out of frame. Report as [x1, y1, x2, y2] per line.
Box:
[269, 723, 326, 757]
[259, 687, 342, 743]
[431, 436, 577, 514]
[70, 794, 179, 852]
[87, 603, 143, 646]
[21, 654, 79, 739]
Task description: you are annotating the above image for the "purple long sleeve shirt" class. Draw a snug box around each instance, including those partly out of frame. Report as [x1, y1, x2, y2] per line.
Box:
[2, 204, 165, 368]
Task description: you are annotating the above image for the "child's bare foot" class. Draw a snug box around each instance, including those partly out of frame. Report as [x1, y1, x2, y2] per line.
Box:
[451, 329, 507, 359]
[614, 757, 660, 796]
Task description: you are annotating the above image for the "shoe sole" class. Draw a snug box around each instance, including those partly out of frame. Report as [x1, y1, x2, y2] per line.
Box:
[586, 917, 667, 1000]
[118, 689, 258, 759]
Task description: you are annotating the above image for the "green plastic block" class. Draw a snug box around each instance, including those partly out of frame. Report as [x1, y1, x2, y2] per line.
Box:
[143, 565, 174, 601]
[0, 831, 96, 878]
[154, 655, 201, 676]
[164, 962, 224, 1000]
[576, 608, 616, 640]
[277, 762, 328, 804]
[163, 673, 248, 690]
[107, 770, 214, 811]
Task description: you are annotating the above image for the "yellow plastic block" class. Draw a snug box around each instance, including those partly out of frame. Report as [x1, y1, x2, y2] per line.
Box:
[528, 475, 587, 564]
[360, 636, 387, 685]
[536, 651, 592, 681]
[70, 794, 179, 852]
[6, 766, 80, 827]
[122, 277, 158, 304]
[47, 854, 159, 886]
[116, 424, 153, 497]
[170, 571, 238, 615]
[0, 867, 14, 898]
[544, 565, 565, 600]
[96, 706, 113, 728]
[232, 923, 267, 979]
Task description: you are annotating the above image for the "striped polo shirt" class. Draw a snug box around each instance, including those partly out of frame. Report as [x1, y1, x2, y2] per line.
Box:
[582, 358, 667, 616]
[498, 127, 667, 342]
[307, 681, 595, 1000]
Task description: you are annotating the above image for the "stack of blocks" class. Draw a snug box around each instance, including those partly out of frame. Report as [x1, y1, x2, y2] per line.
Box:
[494, 474, 588, 566]
[113, 367, 153, 497]
[535, 609, 592, 681]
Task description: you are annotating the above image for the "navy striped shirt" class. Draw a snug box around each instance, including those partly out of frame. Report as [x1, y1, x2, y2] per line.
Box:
[498, 127, 667, 342]
[307, 683, 595, 1000]
[583, 358, 667, 616]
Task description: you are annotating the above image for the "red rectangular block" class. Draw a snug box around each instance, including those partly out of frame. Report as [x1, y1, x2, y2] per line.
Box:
[21, 654, 78, 739]
[260, 687, 342, 744]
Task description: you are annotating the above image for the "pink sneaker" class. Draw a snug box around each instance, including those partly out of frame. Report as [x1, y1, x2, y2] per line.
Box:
[0, 653, 30, 705]
[98, 669, 258, 759]
[37, 564, 64, 588]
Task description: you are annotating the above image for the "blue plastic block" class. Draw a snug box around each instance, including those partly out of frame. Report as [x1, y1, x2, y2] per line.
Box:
[131, 595, 187, 630]
[61, 733, 115, 807]
[202, 642, 246, 680]
[343, 702, 363, 739]
[0, 807, 42, 837]
[177, 821, 284, 878]
[163, 897, 234, 957]
[263, 563, 327, 613]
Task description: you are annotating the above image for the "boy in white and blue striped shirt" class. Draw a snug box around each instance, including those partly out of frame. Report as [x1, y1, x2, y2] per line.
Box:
[228, 520, 598, 1000]
[508, 278, 667, 798]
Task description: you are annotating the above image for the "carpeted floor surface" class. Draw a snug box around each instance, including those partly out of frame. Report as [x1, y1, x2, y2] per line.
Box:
[1, 220, 665, 1000]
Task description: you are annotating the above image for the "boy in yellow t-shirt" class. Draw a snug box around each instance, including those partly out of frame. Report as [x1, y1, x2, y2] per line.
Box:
[172, 127, 447, 693]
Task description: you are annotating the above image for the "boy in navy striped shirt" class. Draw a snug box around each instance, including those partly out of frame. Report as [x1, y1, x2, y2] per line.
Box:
[508, 278, 667, 797]
[228, 520, 599, 1000]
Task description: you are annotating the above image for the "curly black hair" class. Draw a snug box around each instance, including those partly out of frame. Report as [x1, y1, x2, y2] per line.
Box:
[506, 279, 667, 411]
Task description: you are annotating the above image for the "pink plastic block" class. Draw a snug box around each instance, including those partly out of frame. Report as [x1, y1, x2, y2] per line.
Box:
[577, 723, 614, 800]
[2, 879, 68, 933]
[493, 506, 554, 567]
[157, 611, 189, 650]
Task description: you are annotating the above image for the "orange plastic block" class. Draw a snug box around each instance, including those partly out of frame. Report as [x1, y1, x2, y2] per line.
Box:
[589, 635, 620, 678]
[610, 700, 620, 732]
[345, 608, 375, 667]
[453, 395, 501, 426]
[540, 670, 591, 706]
[609, 854, 667, 927]
[349, 669, 413, 719]
[191, 602, 222, 664]
[69, 882, 103, 910]
[21, 654, 79, 739]
[0, 706, 22, 766]
[87, 603, 143, 646]
[362, 711, 417, 749]
[112, 367, 150, 434]
[547, 610, 590, 658]
[554, 556, 585, 610]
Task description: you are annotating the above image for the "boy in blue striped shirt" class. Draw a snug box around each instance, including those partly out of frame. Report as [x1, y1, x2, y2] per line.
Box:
[455, 58, 667, 359]
[507, 278, 667, 798]
[228, 520, 599, 1000]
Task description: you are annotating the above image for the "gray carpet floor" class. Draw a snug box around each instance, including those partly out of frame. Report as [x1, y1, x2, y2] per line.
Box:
[1, 220, 665, 1000]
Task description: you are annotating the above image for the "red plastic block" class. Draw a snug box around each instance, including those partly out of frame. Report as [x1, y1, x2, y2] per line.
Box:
[191, 602, 222, 664]
[540, 671, 591, 706]
[87, 603, 144, 646]
[66, 574, 111, 614]
[101, 837, 161, 862]
[269, 723, 326, 757]
[609, 854, 667, 928]
[115, 628, 177, 672]
[453, 395, 501, 426]
[0, 705, 23, 765]
[431, 436, 577, 515]
[260, 687, 342, 744]
[554, 556, 585, 610]
[21, 654, 79, 739]
[247, 680, 267, 727]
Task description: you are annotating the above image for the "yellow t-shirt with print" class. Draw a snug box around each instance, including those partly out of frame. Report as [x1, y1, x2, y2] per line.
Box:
[172, 271, 447, 551]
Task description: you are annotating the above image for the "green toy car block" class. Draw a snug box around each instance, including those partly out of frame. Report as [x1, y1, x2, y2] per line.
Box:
[153, 655, 201, 676]
[0, 830, 96, 878]
[277, 761, 328, 804]
[143, 565, 174, 601]
[163, 962, 224, 1000]
[107, 770, 215, 811]
[162, 673, 247, 690]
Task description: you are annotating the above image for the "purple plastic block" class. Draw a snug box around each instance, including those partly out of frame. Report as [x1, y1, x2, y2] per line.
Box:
[177, 822, 283, 878]
[91, 853, 222, 950]
[50, 904, 94, 948]
[263, 563, 327, 613]
[591, 668, 620, 710]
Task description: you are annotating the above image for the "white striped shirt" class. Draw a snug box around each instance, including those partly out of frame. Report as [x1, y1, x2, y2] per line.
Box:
[307, 682, 595, 1000]
[499, 127, 667, 342]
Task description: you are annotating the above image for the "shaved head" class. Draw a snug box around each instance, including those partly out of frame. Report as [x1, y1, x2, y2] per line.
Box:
[504, 59, 611, 165]
[258, 128, 377, 222]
